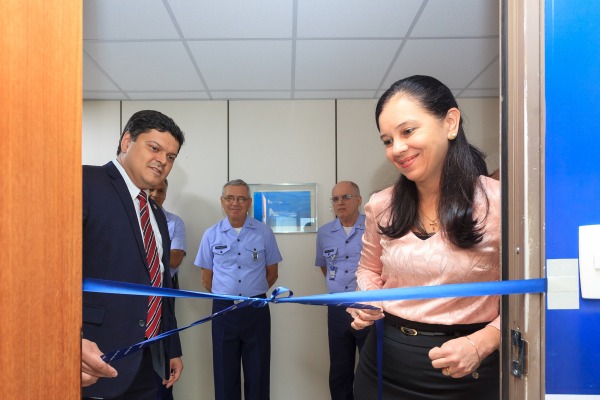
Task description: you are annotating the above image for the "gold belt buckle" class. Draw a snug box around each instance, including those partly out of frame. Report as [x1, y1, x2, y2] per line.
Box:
[400, 327, 418, 336]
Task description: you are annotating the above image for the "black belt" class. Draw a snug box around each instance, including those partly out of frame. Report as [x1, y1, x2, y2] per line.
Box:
[384, 319, 461, 337]
[382, 312, 486, 337]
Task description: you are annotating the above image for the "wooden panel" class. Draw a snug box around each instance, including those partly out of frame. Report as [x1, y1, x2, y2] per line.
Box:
[0, 0, 82, 398]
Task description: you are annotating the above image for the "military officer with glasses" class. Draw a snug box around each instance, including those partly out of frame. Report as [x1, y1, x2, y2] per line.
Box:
[314, 181, 369, 400]
[194, 179, 282, 400]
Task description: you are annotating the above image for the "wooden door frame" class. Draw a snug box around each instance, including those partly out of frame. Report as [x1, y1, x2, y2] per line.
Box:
[501, 0, 545, 398]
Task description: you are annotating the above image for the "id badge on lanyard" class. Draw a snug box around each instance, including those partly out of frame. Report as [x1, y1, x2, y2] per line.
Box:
[328, 253, 337, 280]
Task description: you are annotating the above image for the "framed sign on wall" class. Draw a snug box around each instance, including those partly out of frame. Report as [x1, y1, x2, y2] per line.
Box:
[249, 183, 317, 233]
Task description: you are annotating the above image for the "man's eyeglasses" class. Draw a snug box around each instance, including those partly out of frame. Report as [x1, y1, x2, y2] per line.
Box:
[330, 194, 358, 203]
[222, 196, 250, 204]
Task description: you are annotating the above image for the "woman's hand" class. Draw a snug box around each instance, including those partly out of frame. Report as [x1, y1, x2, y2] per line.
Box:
[428, 336, 481, 378]
[347, 304, 384, 330]
[428, 325, 500, 378]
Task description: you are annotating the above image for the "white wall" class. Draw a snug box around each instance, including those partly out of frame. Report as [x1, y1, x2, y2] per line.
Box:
[229, 100, 335, 399]
[337, 99, 399, 200]
[82, 97, 499, 400]
[82, 101, 120, 165]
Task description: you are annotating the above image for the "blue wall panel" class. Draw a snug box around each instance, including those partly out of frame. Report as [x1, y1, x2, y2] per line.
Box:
[545, 0, 600, 394]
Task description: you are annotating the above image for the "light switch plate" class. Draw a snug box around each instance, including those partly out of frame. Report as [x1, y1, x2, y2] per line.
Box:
[579, 224, 600, 299]
[547, 259, 579, 309]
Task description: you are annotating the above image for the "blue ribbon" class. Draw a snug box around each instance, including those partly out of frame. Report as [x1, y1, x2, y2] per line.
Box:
[84, 277, 547, 306]
[101, 298, 259, 362]
[273, 278, 547, 304]
[83, 276, 547, 397]
[83, 278, 380, 361]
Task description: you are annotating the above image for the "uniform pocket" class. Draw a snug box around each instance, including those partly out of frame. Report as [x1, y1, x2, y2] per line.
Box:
[322, 247, 338, 265]
[245, 242, 265, 261]
[212, 244, 231, 255]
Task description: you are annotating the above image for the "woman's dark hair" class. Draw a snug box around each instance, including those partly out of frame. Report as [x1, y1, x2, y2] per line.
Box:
[117, 110, 185, 155]
[375, 75, 489, 249]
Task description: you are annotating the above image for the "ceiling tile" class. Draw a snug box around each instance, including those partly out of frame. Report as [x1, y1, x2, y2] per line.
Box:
[83, 55, 120, 91]
[297, 0, 423, 38]
[84, 41, 204, 91]
[459, 88, 500, 98]
[82, 0, 500, 100]
[83, 91, 127, 100]
[412, 0, 499, 37]
[470, 58, 500, 89]
[295, 39, 400, 89]
[127, 92, 211, 100]
[168, 0, 293, 38]
[188, 40, 292, 90]
[293, 90, 378, 99]
[84, 0, 179, 40]
[383, 38, 499, 90]
[211, 91, 292, 100]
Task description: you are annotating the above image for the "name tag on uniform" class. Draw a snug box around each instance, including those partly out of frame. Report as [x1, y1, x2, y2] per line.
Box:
[212, 244, 230, 255]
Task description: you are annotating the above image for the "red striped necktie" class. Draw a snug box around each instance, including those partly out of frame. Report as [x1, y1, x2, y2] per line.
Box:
[137, 191, 162, 338]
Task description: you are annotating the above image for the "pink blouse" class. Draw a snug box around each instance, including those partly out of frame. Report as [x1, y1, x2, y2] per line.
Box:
[357, 176, 501, 329]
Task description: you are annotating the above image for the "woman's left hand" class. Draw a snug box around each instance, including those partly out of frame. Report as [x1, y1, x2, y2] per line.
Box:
[428, 326, 500, 378]
[428, 336, 481, 378]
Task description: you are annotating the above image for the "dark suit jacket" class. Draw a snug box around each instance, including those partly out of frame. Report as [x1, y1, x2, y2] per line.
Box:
[82, 162, 182, 399]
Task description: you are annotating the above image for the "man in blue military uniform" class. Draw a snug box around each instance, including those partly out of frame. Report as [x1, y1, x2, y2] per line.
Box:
[195, 179, 282, 400]
[315, 181, 369, 400]
[150, 178, 187, 290]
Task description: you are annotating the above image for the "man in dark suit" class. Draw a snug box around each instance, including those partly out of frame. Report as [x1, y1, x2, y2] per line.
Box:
[81, 110, 185, 400]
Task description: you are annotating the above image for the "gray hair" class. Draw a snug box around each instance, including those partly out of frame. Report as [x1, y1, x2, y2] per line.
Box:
[222, 179, 251, 196]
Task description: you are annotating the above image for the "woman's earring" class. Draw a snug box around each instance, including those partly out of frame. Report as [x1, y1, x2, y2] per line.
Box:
[448, 132, 457, 140]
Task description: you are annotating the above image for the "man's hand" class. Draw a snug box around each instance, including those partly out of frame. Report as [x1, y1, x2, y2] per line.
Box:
[162, 357, 184, 388]
[81, 339, 118, 387]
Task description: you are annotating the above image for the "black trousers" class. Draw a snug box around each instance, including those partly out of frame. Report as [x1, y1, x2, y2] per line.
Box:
[212, 299, 271, 400]
[354, 321, 499, 400]
[155, 371, 174, 400]
[327, 306, 370, 400]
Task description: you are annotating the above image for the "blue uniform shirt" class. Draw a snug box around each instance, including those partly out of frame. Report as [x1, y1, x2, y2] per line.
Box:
[315, 214, 366, 293]
[195, 216, 282, 297]
[164, 208, 186, 277]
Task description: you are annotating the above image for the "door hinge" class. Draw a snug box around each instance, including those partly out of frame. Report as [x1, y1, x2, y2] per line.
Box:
[510, 329, 528, 378]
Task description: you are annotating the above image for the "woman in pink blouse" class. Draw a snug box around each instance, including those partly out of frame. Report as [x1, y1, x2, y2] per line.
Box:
[351, 75, 500, 399]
